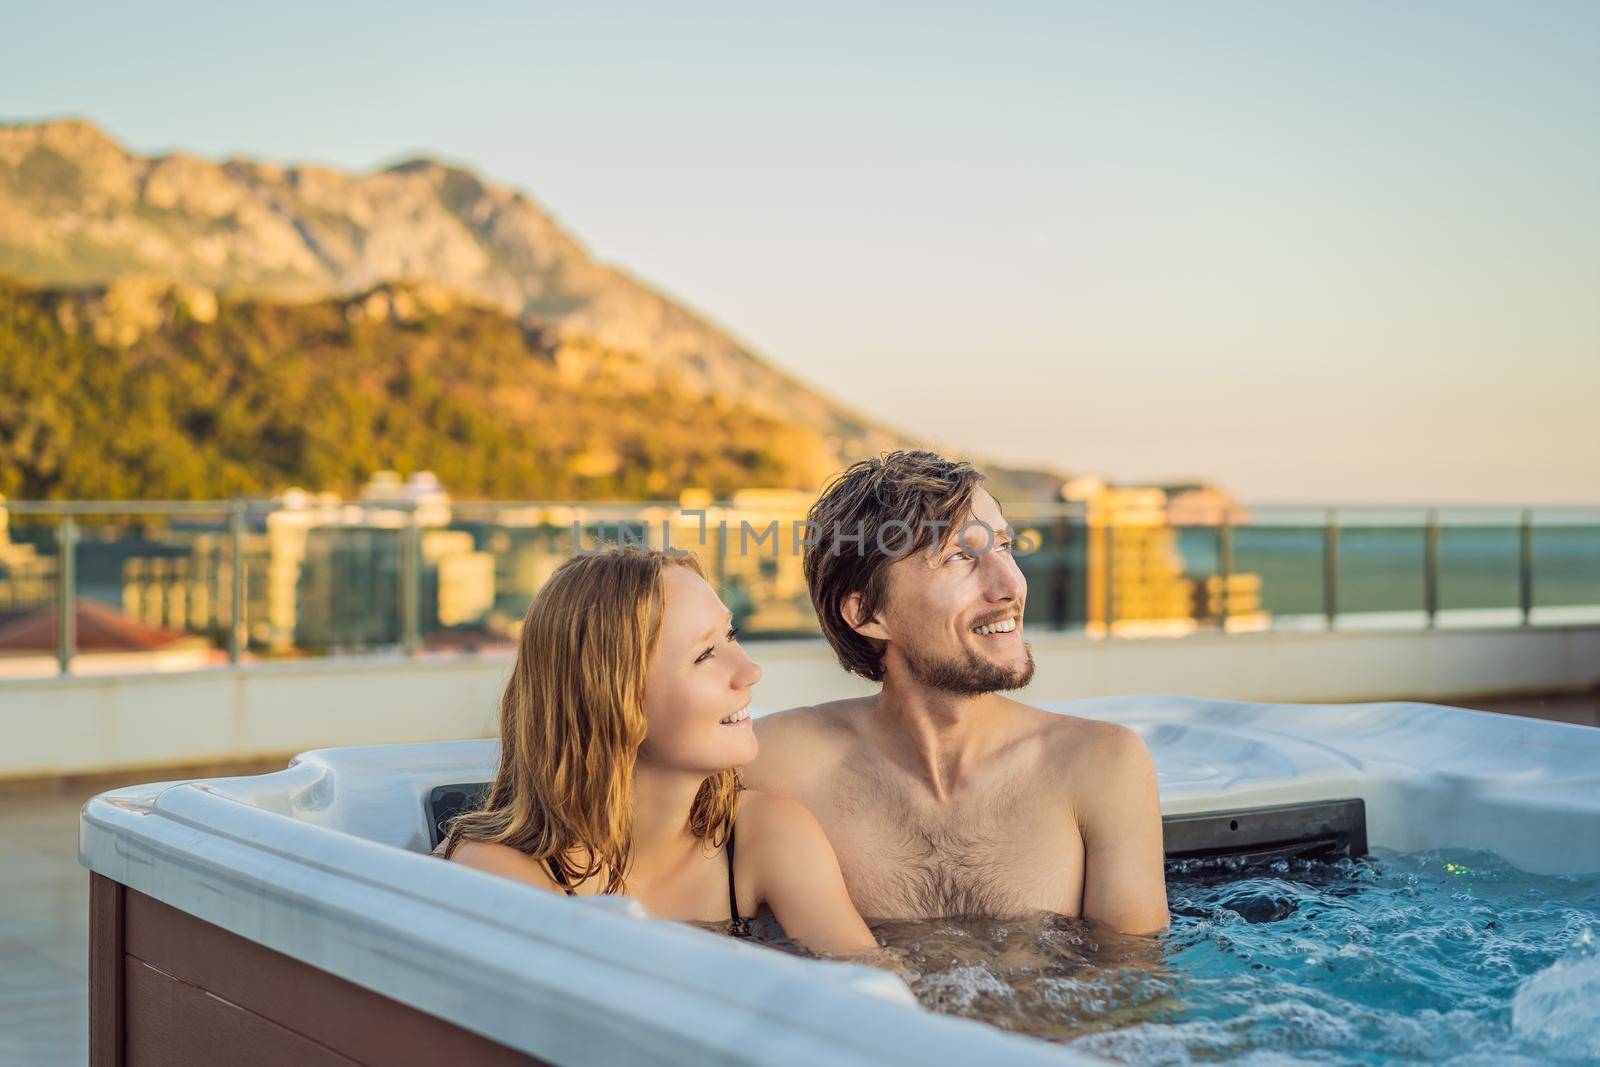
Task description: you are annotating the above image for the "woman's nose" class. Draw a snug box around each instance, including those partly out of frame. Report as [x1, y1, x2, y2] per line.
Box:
[736, 648, 763, 688]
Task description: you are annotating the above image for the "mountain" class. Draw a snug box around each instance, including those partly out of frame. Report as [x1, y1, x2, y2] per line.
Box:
[0, 118, 1069, 500]
[0, 119, 900, 453]
[0, 272, 837, 500]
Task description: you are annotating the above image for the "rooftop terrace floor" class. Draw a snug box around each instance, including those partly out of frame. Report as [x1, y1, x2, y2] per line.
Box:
[5, 693, 1595, 1064]
[3, 783, 91, 1066]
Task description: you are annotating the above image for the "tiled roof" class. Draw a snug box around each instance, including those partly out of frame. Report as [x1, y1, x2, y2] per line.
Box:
[0, 598, 194, 653]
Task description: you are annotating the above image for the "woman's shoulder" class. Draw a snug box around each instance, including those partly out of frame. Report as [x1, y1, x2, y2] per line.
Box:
[451, 839, 563, 891]
[735, 790, 831, 855]
[732, 790, 866, 948]
[737, 789, 819, 826]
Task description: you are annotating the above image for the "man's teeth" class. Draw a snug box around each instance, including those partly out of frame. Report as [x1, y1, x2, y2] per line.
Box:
[972, 618, 1018, 636]
[719, 707, 750, 725]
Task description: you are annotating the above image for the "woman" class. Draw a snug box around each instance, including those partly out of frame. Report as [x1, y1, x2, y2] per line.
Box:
[443, 547, 877, 956]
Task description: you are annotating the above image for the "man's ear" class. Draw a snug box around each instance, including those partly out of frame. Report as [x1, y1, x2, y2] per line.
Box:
[841, 592, 891, 641]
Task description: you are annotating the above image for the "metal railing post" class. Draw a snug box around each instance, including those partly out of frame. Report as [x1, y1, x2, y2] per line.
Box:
[1322, 509, 1339, 630]
[56, 516, 77, 675]
[716, 514, 728, 592]
[1520, 508, 1534, 626]
[228, 500, 247, 663]
[1102, 521, 1115, 639]
[401, 508, 422, 656]
[1048, 515, 1070, 631]
[1424, 509, 1440, 628]
[1218, 510, 1234, 633]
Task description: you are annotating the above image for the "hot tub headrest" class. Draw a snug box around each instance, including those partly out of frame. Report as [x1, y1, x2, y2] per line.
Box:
[425, 781, 490, 851]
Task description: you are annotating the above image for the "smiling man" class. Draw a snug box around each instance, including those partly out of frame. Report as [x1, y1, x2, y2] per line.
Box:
[744, 451, 1170, 935]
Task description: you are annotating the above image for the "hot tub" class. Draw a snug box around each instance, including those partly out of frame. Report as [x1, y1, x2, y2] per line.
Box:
[79, 696, 1600, 1065]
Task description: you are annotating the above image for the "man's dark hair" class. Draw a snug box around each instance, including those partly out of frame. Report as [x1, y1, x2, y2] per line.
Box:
[803, 450, 984, 681]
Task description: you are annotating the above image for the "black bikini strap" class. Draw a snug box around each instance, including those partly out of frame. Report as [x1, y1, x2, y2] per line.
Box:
[546, 858, 576, 897]
[726, 818, 750, 937]
[549, 838, 743, 928]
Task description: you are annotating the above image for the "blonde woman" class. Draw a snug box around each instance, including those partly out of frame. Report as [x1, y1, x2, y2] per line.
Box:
[443, 547, 876, 956]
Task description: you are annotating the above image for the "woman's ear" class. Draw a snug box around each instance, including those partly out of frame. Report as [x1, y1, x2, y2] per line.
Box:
[841, 592, 890, 641]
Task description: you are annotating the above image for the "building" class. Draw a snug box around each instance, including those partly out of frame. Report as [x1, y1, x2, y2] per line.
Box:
[0, 496, 57, 612]
[120, 473, 498, 656]
[1062, 475, 1270, 636]
[659, 488, 818, 635]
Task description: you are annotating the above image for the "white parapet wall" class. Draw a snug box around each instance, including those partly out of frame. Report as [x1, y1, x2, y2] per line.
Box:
[3, 624, 1598, 781]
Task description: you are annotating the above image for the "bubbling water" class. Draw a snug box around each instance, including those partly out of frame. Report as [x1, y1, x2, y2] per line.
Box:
[1512, 927, 1600, 1061]
[739, 849, 1600, 1065]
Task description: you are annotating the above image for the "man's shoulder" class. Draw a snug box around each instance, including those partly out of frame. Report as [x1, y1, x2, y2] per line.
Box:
[1028, 707, 1153, 782]
[1031, 711, 1158, 825]
[755, 696, 872, 742]
[746, 698, 869, 792]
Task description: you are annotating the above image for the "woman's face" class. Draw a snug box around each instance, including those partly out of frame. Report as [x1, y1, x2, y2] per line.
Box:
[638, 565, 762, 775]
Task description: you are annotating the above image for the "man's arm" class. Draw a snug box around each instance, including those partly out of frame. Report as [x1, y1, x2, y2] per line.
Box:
[1075, 724, 1170, 936]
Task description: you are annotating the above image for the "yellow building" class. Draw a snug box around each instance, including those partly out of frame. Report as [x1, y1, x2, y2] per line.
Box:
[0, 496, 57, 612]
[425, 529, 496, 628]
[1062, 476, 1269, 637]
[122, 548, 224, 635]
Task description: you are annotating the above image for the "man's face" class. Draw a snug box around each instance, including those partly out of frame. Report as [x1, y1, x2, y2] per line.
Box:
[873, 488, 1034, 695]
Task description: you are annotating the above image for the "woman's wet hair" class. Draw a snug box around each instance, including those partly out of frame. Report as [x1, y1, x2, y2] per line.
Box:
[440, 547, 740, 893]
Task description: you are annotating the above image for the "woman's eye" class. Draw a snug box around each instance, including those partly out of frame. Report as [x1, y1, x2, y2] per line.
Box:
[695, 627, 738, 665]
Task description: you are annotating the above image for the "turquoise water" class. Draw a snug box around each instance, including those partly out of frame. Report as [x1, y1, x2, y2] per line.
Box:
[1074, 851, 1600, 1064]
[751, 849, 1600, 1064]
[1176, 525, 1600, 617]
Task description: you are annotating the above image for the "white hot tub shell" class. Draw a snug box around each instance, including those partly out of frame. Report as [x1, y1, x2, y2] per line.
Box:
[79, 696, 1600, 1066]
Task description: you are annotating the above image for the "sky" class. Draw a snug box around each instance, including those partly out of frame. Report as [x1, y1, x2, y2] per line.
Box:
[5, 1, 1597, 505]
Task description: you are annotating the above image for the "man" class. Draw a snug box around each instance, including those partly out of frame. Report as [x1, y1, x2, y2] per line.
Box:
[744, 450, 1169, 935]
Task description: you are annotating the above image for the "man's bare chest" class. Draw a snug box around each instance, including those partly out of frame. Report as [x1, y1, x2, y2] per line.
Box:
[811, 774, 1085, 920]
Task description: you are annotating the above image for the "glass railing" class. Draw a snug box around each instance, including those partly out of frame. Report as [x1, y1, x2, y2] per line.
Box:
[2, 499, 1596, 678]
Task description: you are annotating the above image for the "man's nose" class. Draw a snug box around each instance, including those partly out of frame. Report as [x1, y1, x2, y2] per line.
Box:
[984, 550, 1027, 603]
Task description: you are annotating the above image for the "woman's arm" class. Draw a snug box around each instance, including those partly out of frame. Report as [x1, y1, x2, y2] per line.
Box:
[738, 791, 878, 956]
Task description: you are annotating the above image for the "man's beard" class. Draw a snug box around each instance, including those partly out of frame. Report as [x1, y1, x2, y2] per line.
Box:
[903, 641, 1035, 696]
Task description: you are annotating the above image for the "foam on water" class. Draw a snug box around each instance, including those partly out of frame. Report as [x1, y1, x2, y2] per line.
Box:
[744, 848, 1600, 1064]
[1511, 927, 1600, 1061]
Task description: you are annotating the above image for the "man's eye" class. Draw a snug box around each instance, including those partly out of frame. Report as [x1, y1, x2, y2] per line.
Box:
[947, 551, 972, 564]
